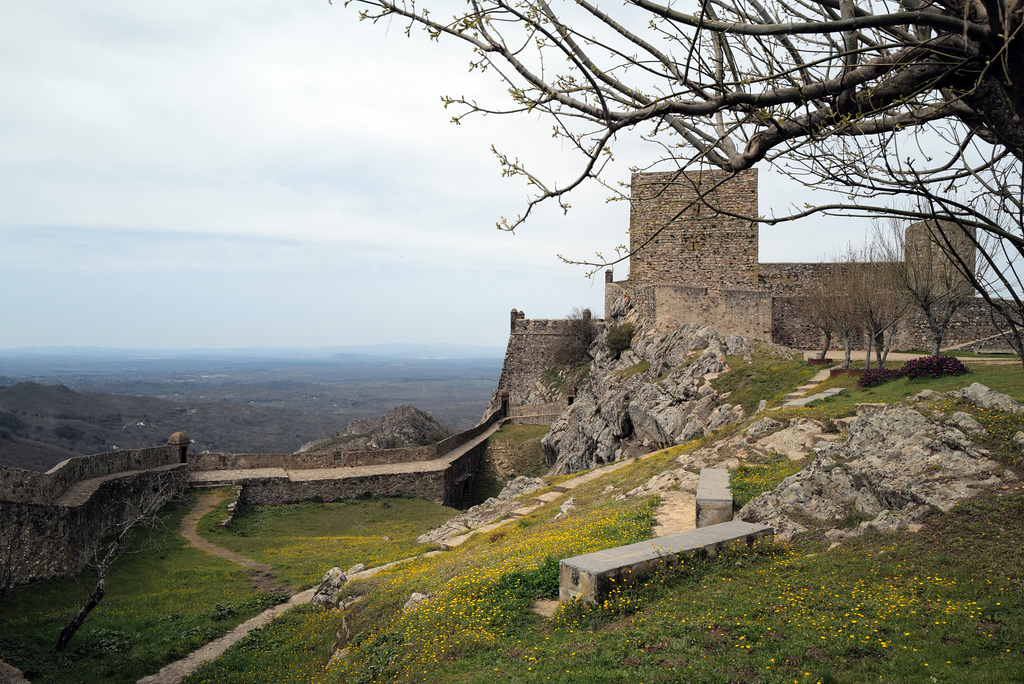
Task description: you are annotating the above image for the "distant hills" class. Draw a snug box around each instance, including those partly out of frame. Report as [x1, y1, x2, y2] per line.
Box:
[0, 347, 503, 472]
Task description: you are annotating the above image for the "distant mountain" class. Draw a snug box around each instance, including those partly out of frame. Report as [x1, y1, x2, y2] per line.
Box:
[0, 343, 505, 361]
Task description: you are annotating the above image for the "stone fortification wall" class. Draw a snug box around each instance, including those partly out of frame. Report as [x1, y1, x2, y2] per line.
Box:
[491, 309, 604, 412]
[603, 170, 1001, 352]
[629, 170, 759, 288]
[236, 425, 491, 509]
[191, 411, 504, 472]
[0, 445, 181, 504]
[759, 262, 840, 296]
[1, 465, 187, 586]
[771, 294, 1006, 350]
[651, 285, 772, 338]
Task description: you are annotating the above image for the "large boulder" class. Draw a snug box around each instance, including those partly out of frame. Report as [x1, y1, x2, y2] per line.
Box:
[739, 406, 1013, 541]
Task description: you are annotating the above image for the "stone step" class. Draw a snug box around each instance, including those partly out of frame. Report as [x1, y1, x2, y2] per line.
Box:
[534, 491, 563, 504]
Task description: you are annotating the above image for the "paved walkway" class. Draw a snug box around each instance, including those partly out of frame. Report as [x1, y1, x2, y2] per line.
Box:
[55, 463, 184, 507]
[189, 422, 504, 488]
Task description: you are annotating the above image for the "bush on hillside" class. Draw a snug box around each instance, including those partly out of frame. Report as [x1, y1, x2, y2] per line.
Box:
[856, 354, 971, 388]
[606, 322, 635, 359]
[553, 307, 597, 366]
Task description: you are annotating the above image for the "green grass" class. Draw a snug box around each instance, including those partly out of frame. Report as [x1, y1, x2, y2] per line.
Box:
[712, 354, 819, 413]
[0, 493, 285, 684]
[197, 495, 458, 589]
[468, 423, 550, 505]
[792, 360, 1024, 423]
[730, 453, 809, 509]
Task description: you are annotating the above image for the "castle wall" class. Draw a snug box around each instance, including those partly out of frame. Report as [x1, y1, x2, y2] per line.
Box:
[0, 445, 181, 504]
[650, 285, 772, 338]
[236, 425, 492, 509]
[629, 170, 759, 288]
[491, 310, 602, 413]
[0, 465, 187, 586]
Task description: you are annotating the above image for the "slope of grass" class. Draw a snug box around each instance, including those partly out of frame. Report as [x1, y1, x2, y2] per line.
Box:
[711, 354, 819, 413]
[468, 423, 550, 505]
[0, 493, 284, 684]
[196, 495, 457, 588]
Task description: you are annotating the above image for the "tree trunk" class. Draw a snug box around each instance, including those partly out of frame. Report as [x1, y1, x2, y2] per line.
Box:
[56, 578, 105, 651]
[819, 331, 833, 360]
[874, 329, 886, 368]
[864, 332, 873, 370]
[843, 335, 853, 369]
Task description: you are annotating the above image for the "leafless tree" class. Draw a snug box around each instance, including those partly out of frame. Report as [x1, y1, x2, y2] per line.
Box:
[872, 218, 981, 356]
[553, 307, 598, 367]
[841, 245, 908, 368]
[343, 0, 1024, 355]
[55, 472, 185, 651]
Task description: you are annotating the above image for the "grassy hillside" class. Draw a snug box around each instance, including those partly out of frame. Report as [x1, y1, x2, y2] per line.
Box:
[2, 357, 1022, 683]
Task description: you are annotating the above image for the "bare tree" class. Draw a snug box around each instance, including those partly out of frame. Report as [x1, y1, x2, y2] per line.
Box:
[56, 472, 185, 651]
[842, 245, 908, 368]
[553, 307, 597, 367]
[343, 0, 1024, 354]
[872, 218, 980, 356]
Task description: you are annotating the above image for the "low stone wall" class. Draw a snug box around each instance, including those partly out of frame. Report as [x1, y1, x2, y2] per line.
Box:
[0, 465, 187, 586]
[190, 410, 505, 472]
[0, 445, 181, 504]
[237, 431, 490, 509]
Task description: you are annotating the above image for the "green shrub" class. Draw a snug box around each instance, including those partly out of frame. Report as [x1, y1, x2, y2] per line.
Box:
[606, 322, 635, 359]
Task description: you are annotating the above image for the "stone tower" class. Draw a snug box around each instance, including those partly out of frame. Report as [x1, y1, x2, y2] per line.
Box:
[628, 169, 759, 287]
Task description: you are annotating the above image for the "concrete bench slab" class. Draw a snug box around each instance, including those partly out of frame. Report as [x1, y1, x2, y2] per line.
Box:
[695, 468, 732, 528]
[559, 520, 774, 603]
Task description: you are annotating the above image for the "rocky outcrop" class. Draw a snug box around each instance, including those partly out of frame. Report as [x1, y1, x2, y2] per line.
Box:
[416, 476, 546, 544]
[738, 406, 1015, 541]
[297, 406, 452, 453]
[542, 324, 789, 475]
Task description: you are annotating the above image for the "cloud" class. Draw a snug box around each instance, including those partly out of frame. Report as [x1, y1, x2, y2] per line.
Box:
[0, 1, 869, 349]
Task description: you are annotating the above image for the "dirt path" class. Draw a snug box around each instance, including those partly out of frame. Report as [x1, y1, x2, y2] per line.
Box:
[179, 491, 297, 595]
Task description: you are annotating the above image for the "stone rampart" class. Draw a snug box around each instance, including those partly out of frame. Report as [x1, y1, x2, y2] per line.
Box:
[0, 465, 187, 586]
[235, 423, 493, 509]
[652, 285, 773, 338]
[492, 309, 604, 412]
[0, 445, 181, 504]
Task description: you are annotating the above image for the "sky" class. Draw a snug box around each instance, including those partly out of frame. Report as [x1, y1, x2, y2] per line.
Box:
[0, 0, 871, 351]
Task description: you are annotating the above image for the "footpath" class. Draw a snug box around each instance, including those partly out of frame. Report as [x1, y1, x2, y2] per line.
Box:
[137, 453, 684, 683]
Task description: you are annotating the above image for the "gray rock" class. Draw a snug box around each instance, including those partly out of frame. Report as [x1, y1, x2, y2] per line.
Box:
[949, 411, 986, 435]
[756, 419, 824, 459]
[403, 592, 431, 612]
[0, 662, 29, 684]
[739, 406, 1009, 542]
[312, 567, 347, 609]
[346, 563, 366, 574]
[626, 468, 700, 498]
[554, 497, 577, 520]
[497, 476, 546, 501]
[543, 324, 767, 475]
[958, 383, 1023, 413]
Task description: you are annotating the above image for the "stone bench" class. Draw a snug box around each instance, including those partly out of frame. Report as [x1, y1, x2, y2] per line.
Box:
[559, 520, 774, 603]
[695, 467, 732, 528]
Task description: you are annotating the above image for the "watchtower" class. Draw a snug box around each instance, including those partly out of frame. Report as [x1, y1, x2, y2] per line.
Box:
[628, 169, 759, 288]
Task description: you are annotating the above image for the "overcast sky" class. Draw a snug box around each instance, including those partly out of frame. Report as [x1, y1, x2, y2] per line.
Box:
[0, 1, 870, 351]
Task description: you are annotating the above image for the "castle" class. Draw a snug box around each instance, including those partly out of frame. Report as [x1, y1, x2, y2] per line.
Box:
[604, 169, 1001, 350]
[489, 169, 1004, 420]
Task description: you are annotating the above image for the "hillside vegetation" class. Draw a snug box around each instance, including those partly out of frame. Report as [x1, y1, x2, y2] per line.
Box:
[1, 355, 1022, 683]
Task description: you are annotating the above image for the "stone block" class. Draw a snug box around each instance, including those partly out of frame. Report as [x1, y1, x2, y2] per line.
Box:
[696, 467, 732, 527]
[559, 520, 774, 603]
